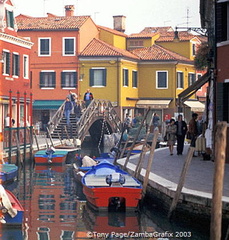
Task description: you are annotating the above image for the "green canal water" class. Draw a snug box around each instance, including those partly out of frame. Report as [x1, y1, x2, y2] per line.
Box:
[2, 142, 213, 240]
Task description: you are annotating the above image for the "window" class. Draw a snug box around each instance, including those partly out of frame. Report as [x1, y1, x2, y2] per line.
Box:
[188, 73, 195, 86]
[23, 55, 29, 79]
[12, 53, 20, 77]
[39, 38, 51, 56]
[3, 51, 10, 75]
[132, 70, 138, 88]
[177, 72, 184, 88]
[40, 71, 56, 88]
[156, 71, 168, 89]
[197, 73, 202, 91]
[6, 10, 14, 28]
[89, 68, 106, 87]
[192, 44, 196, 56]
[128, 40, 144, 49]
[63, 38, 75, 55]
[61, 71, 77, 88]
[123, 69, 129, 86]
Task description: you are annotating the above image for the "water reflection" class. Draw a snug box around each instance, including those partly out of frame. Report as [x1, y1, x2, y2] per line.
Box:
[2, 148, 211, 240]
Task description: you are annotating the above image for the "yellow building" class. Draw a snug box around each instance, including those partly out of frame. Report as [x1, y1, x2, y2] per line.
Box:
[79, 38, 139, 120]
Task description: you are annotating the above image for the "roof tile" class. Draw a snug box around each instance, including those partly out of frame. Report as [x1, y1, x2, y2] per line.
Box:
[16, 14, 90, 30]
[131, 44, 192, 62]
[80, 38, 139, 60]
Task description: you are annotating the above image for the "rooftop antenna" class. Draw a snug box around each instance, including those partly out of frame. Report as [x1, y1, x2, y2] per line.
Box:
[186, 7, 191, 29]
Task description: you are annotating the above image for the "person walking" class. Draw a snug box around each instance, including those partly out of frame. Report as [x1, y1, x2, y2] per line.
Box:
[151, 113, 160, 131]
[175, 114, 187, 155]
[64, 97, 72, 126]
[188, 113, 199, 156]
[74, 100, 81, 122]
[165, 119, 177, 155]
[124, 113, 131, 133]
[68, 90, 77, 113]
[83, 89, 93, 107]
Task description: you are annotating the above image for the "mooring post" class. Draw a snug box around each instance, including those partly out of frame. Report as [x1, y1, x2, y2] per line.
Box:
[142, 129, 159, 197]
[168, 146, 195, 219]
[210, 122, 227, 240]
[123, 108, 150, 170]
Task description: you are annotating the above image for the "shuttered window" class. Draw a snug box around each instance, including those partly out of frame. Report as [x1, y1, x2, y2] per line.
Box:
[177, 72, 184, 89]
[61, 72, 77, 88]
[39, 38, 51, 56]
[3, 51, 10, 75]
[156, 71, 168, 89]
[12, 53, 20, 77]
[6, 10, 14, 28]
[132, 70, 138, 88]
[40, 72, 56, 88]
[89, 69, 106, 87]
[123, 69, 129, 86]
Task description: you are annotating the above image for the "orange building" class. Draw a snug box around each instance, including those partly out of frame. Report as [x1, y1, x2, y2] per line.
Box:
[16, 5, 99, 126]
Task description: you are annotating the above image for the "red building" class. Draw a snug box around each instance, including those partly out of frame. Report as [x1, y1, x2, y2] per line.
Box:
[0, 0, 33, 158]
[16, 5, 99, 128]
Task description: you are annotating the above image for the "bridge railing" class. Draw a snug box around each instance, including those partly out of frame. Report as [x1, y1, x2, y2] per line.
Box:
[48, 101, 65, 134]
[77, 99, 122, 142]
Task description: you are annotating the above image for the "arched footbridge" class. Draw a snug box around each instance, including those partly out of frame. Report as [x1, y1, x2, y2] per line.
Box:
[48, 99, 122, 143]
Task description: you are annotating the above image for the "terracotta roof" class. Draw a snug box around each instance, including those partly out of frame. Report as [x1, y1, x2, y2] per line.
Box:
[140, 26, 174, 34]
[131, 44, 192, 62]
[127, 32, 159, 39]
[156, 31, 198, 42]
[97, 25, 127, 37]
[16, 14, 91, 31]
[80, 38, 139, 60]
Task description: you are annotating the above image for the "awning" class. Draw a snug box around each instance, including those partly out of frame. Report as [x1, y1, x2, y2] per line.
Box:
[178, 72, 210, 103]
[33, 100, 64, 110]
[184, 100, 205, 112]
[136, 99, 171, 109]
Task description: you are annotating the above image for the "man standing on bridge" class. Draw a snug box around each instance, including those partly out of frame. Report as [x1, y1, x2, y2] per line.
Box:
[83, 89, 93, 107]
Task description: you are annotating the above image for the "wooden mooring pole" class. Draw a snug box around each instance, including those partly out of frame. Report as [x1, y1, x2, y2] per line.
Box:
[142, 129, 159, 197]
[210, 122, 227, 240]
[168, 146, 195, 219]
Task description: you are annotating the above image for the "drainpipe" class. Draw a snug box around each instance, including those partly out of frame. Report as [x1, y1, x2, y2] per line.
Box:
[116, 57, 120, 117]
[9, 90, 12, 163]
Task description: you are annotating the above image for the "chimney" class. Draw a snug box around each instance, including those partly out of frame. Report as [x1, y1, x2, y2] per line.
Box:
[174, 27, 180, 42]
[65, 5, 75, 17]
[113, 15, 126, 33]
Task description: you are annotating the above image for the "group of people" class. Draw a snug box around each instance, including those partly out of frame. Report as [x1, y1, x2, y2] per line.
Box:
[164, 113, 202, 156]
[64, 89, 94, 126]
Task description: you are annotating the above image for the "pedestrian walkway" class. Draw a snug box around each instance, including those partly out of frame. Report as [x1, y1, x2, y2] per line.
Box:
[117, 144, 229, 212]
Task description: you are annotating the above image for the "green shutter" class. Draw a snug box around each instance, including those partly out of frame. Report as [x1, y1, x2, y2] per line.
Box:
[103, 69, 107, 86]
[40, 72, 44, 88]
[89, 69, 94, 86]
[52, 72, 56, 88]
[74, 72, 77, 88]
[61, 72, 65, 88]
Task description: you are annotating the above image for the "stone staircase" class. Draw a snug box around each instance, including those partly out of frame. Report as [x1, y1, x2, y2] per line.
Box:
[48, 99, 122, 143]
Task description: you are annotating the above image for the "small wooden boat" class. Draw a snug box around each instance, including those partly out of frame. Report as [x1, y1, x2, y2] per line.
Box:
[0, 185, 24, 225]
[81, 161, 142, 211]
[34, 148, 68, 165]
[0, 164, 18, 182]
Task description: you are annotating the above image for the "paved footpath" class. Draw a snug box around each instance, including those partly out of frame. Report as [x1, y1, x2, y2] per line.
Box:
[117, 144, 229, 202]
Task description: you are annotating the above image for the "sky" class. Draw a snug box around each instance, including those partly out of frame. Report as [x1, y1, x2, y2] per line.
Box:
[13, 0, 201, 34]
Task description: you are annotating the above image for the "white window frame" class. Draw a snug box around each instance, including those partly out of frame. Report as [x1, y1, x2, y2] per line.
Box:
[156, 71, 168, 89]
[177, 71, 184, 89]
[61, 70, 77, 89]
[12, 52, 19, 78]
[62, 37, 76, 56]
[90, 67, 106, 87]
[23, 55, 29, 79]
[197, 73, 203, 91]
[38, 37, 51, 56]
[3, 49, 10, 76]
[123, 68, 129, 87]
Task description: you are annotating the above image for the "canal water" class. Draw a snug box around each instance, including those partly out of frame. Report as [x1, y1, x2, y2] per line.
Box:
[3, 142, 211, 240]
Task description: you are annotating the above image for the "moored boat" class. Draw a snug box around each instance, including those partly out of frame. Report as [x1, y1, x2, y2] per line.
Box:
[81, 161, 142, 211]
[34, 148, 68, 165]
[0, 164, 18, 182]
[0, 185, 24, 225]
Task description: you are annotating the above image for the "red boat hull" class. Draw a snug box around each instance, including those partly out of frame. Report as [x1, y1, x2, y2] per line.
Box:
[34, 155, 66, 164]
[83, 186, 142, 211]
